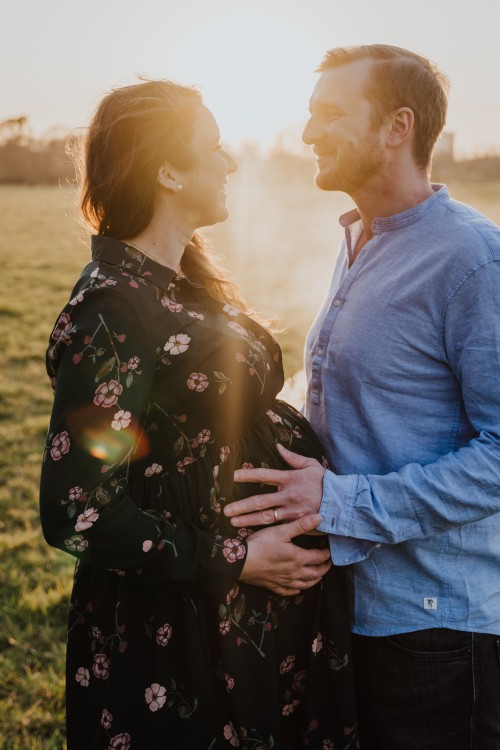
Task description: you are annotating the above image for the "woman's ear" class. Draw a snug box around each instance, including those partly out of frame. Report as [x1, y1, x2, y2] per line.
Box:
[157, 164, 183, 193]
[386, 107, 414, 148]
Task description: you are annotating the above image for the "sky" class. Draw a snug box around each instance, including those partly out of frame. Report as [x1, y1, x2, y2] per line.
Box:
[2, 0, 500, 158]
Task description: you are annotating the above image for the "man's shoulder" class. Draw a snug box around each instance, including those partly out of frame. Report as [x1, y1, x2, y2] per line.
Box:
[439, 195, 500, 261]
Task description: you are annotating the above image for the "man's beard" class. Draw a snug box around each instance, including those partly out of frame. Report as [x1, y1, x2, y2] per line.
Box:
[315, 134, 385, 194]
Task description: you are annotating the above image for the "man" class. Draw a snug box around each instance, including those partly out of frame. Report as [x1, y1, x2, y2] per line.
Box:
[224, 45, 500, 748]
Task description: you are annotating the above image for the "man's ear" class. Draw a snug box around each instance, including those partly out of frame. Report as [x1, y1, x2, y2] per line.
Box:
[386, 107, 414, 148]
[157, 163, 183, 193]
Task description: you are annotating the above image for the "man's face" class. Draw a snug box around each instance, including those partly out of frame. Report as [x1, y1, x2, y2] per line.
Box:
[302, 60, 387, 194]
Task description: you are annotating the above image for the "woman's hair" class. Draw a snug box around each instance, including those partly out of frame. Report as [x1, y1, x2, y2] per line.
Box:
[75, 79, 251, 312]
[318, 45, 449, 171]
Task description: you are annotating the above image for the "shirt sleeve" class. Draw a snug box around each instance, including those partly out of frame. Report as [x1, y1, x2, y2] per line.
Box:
[40, 284, 246, 594]
[318, 260, 500, 565]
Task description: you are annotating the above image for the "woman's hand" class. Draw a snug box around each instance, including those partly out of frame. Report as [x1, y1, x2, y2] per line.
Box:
[240, 513, 331, 596]
[225, 444, 325, 527]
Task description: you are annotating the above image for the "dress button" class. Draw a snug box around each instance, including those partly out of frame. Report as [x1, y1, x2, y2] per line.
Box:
[333, 299, 341, 307]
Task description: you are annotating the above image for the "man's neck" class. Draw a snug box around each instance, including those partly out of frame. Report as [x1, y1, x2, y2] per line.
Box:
[350, 168, 434, 264]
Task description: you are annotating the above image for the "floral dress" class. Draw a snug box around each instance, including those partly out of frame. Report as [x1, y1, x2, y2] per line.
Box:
[40, 236, 358, 750]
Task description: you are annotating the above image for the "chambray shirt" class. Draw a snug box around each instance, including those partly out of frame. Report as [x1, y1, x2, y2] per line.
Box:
[305, 185, 500, 636]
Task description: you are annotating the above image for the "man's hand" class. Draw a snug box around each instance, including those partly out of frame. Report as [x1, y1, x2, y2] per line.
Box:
[240, 513, 331, 596]
[224, 443, 325, 527]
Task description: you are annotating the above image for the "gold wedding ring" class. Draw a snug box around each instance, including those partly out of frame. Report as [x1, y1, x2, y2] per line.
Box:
[273, 508, 279, 523]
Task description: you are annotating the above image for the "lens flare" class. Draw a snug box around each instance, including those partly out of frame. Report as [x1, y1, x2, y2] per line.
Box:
[67, 406, 150, 464]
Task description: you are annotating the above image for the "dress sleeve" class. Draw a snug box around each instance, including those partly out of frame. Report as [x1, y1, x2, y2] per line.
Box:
[318, 259, 500, 563]
[40, 285, 247, 594]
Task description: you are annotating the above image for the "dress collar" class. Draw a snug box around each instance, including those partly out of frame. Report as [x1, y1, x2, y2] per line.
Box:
[91, 235, 181, 291]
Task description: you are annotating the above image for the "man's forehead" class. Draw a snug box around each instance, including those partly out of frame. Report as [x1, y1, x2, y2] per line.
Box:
[310, 59, 374, 106]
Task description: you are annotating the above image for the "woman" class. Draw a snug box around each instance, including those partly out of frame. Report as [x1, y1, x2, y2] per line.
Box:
[40, 80, 357, 749]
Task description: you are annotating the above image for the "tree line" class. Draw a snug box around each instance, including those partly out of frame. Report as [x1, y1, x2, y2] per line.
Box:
[0, 116, 499, 185]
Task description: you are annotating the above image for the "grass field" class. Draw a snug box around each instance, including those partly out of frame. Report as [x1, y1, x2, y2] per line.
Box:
[1, 176, 499, 747]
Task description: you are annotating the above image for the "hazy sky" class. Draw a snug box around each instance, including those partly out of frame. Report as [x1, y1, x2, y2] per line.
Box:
[2, 0, 499, 157]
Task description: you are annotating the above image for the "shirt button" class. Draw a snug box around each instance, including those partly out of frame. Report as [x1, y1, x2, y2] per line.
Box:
[333, 299, 341, 307]
[375, 544, 381, 549]
[317, 348, 324, 356]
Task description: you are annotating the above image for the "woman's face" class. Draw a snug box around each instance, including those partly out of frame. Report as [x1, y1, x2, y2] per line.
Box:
[177, 105, 238, 228]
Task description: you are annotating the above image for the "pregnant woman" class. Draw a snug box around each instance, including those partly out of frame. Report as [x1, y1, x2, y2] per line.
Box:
[40, 79, 357, 749]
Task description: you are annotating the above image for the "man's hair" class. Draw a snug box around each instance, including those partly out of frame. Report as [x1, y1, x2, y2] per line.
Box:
[318, 44, 450, 170]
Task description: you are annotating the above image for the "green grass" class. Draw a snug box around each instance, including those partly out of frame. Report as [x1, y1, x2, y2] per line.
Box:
[1, 178, 499, 747]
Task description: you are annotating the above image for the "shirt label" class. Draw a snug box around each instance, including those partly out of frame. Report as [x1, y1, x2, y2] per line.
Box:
[423, 597, 438, 610]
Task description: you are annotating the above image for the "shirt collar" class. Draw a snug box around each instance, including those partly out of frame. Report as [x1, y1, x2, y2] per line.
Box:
[338, 184, 449, 234]
[91, 235, 180, 291]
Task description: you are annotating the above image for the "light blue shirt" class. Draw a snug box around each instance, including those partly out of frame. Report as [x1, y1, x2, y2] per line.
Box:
[305, 185, 500, 636]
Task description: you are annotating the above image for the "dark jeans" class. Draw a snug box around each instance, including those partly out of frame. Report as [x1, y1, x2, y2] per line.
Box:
[352, 628, 500, 750]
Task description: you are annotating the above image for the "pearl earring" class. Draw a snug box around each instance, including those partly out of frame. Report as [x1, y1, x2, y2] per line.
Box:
[176, 184, 183, 192]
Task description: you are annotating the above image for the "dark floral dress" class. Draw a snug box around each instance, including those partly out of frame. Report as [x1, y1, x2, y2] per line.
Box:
[40, 236, 358, 750]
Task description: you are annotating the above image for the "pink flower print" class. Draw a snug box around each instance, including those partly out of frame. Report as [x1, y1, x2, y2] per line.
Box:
[282, 703, 296, 716]
[309, 718, 319, 731]
[292, 427, 302, 439]
[224, 673, 235, 692]
[223, 304, 240, 317]
[187, 372, 209, 392]
[197, 428, 211, 444]
[68, 486, 84, 502]
[111, 410, 131, 431]
[266, 409, 283, 424]
[312, 632, 323, 654]
[188, 310, 204, 320]
[108, 734, 131, 750]
[323, 740, 334, 750]
[75, 667, 90, 687]
[69, 292, 84, 306]
[226, 584, 239, 605]
[222, 539, 245, 563]
[93, 380, 123, 408]
[219, 619, 230, 635]
[90, 626, 102, 639]
[100, 708, 113, 730]
[164, 333, 191, 355]
[156, 623, 173, 647]
[223, 722, 240, 747]
[220, 445, 230, 463]
[51, 312, 73, 345]
[279, 654, 296, 674]
[228, 322, 248, 337]
[65, 534, 88, 552]
[145, 463, 162, 477]
[142, 540, 154, 553]
[240, 462, 254, 470]
[92, 652, 110, 679]
[344, 726, 354, 736]
[237, 528, 253, 541]
[145, 683, 167, 712]
[161, 295, 183, 312]
[235, 352, 246, 363]
[50, 431, 70, 461]
[292, 669, 307, 694]
[176, 456, 196, 474]
[127, 356, 140, 370]
[75, 507, 99, 532]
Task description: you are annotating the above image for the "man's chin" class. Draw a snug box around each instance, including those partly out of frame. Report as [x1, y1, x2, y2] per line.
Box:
[315, 170, 339, 192]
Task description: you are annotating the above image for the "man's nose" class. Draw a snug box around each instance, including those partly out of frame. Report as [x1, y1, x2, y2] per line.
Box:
[302, 117, 317, 145]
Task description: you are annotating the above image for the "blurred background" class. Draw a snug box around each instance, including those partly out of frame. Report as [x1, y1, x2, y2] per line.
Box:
[1, 1, 500, 746]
